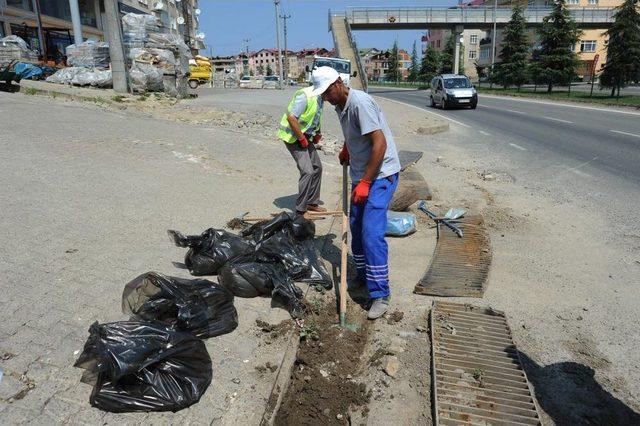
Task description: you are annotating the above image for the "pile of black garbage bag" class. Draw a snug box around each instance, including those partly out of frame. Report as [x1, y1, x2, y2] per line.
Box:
[73, 213, 332, 413]
[168, 212, 332, 318]
[74, 272, 237, 413]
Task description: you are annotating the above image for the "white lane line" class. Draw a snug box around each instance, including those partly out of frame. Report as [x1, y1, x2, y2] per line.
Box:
[479, 104, 527, 115]
[375, 96, 471, 128]
[480, 93, 640, 117]
[479, 130, 491, 136]
[610, 129, 640, 139]
[542, 116, 573, 124]
[509, 143, 527, 151]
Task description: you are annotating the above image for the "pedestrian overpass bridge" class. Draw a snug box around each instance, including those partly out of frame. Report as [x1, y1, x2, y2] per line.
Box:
[329, 7, 616, 91]
[339, 6, 615, 30]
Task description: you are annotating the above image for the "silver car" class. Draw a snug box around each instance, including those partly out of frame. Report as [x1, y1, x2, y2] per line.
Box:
[430, 74, 478, 110]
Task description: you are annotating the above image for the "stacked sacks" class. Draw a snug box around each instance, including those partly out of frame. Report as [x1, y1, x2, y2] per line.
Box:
[66, 40, 110, 68]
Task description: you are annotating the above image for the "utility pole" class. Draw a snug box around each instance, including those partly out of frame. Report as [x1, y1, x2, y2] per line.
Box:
[274, 0, 284, 89]
[31, 0, 46, 61]
[68, 0, 83, 45]
[243, 38, 251, 76]
[280, 13, 291, 81]
[490, 0, 497, 88]
[104, 0, 127, 93]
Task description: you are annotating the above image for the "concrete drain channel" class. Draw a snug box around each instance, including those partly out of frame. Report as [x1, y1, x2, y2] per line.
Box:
[431, 302, 541, 425]
[415, 215, 491, 297]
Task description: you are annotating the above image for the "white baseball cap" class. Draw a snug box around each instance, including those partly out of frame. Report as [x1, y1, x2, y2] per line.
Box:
[309, 66, 340, 97]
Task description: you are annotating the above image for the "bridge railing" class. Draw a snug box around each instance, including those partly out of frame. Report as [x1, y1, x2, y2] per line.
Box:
[344, 7, 614, 26]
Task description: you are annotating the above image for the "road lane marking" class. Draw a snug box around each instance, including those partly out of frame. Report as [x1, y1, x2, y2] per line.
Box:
[509, 143, 527, 151]
[480, 93, 640, 117]
[374, 96, 471, 128]
[479, 130, 491, 136]
[505, 109, 526, 115]
[543, 116, 573, 124]
[610, 129, 640, 139]
[479, 104, 527, 115]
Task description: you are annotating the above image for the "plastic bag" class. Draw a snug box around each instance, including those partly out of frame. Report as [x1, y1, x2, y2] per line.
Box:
[122, 272, 238, 338]
[218, 260, 306, 317]
[131, 62, 163, 92]
[294, 239, 332, 289]
[45, 66, 87, 84]
[254, 228, 310, 279]
[386, 211, 417, 237]
[129, 68, 147, 92]
[74, 321, 212, 413]
[71, 69, 112, 87]
[66, 41, 110, 68]
[168, 228, 253, 276]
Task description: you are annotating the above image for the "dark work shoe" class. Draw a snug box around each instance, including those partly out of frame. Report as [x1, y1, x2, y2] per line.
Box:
[367, 296, 390, 320]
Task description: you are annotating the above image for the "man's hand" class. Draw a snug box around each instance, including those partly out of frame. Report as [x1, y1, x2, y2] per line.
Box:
[312, 133, 322, 144]
[298, 135, 309, 148]
[352, 179, 371, 204]
[338, 144, 350, 165]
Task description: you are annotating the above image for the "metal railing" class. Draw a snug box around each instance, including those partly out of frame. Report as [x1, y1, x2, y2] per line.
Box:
[345, 7, 615, 26]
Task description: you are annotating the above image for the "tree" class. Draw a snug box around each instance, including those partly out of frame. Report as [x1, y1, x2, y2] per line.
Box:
[494, 5, 529, 90]
[408, 41, 420, 82]
[386, 41, 400, 82]
[441, 35, 465, 75]
[599, 0, 640, 97]
[257, 65, 265, 75]
[266, 64, 274, 76]
[419, 45, 442, 82]
[537, 0, 582, 92]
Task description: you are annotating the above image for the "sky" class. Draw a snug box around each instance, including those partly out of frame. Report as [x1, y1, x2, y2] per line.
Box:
[199, 0, 459, 57]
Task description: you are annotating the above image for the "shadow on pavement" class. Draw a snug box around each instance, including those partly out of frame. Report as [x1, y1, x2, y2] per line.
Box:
[519, 352, 640, 425]
[273, 194, 297, 211]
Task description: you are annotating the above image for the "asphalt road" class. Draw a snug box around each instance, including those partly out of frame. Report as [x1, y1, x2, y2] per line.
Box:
[369, 87, 640, 184]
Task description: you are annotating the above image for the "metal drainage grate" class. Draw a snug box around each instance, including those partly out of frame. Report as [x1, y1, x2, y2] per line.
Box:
[431, 302, 541, 425]
[415, 215, 491, 297]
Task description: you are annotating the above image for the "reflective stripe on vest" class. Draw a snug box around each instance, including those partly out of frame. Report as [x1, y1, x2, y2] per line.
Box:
[277, 86, 321, 144]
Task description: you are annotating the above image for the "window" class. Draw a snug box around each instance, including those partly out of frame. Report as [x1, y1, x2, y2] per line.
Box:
[470, 35, 478, 45]
[528, 0, 535, 5]
[480, 49, 490, 60]
[468, 50, 477, 59]
[436, 40, 441, 48]
[0, 22, 5, 38]
[588, 0, 598, 3]
[567, 0, 579, 4]
[580, 40, 596, 52]
[6, 0, 33, 11]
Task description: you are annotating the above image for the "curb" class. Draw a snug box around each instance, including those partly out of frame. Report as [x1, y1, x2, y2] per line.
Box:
[18, 82, 125, 109]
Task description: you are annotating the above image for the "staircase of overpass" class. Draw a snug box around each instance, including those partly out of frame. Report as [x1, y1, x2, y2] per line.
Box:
[329, 13, 367, 91]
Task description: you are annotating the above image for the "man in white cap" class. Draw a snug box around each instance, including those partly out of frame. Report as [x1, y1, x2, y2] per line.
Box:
[310, 66, 401, 319]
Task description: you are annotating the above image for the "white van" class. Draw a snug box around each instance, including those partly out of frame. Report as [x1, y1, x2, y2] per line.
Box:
[306, 56, 357, 87]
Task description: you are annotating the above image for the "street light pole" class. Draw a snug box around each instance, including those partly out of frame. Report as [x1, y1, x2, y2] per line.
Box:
[280, 13, 291, 81]
[243, 38, 250, 76]
[274, 0, 284, 89]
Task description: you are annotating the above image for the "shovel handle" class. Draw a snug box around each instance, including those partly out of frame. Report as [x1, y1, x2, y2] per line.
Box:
[340, 164, 348, 325]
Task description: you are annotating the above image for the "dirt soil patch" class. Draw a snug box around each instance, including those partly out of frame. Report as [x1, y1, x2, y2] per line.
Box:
[273, 302, 371, 425]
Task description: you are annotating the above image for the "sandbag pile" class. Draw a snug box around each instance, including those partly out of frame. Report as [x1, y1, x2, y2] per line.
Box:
[0, 35, 38, 67]
[169, 212, 333, 318]
[122, 13, 192, 94]
[45, 66, 112, 87]
[66, 40, 110, 68]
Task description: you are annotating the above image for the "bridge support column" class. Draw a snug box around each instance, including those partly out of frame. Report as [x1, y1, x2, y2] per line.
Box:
[453, 25, 464, 75]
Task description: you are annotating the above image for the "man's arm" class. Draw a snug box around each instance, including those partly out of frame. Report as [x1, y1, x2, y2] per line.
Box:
[286, 114, 305, 141]
[360, 129, 387, 182]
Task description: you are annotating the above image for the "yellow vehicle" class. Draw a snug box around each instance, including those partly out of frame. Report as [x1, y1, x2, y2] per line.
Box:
[188, 55, 212, 89]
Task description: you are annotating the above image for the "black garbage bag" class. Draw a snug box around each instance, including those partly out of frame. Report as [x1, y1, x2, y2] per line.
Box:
[295, 239, 333, 289]
[218, 259, 306, 318]
[74, 321, 212, 413]
[242, 212, 315, 242]
[168, 228, 253, 275]
[254, 228, 310, 279]
[122, 272, 238, 339]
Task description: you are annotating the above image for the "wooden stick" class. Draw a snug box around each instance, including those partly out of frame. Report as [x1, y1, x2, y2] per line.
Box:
[305, 210, 343, 216]
[340, 163, 349, 327]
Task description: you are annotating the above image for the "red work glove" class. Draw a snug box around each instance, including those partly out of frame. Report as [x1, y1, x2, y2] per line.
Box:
[312, 133, 322, 144]
[352, 179, 371, 205]
[298, 135, 309, 148]
[338, 144, 350, 165]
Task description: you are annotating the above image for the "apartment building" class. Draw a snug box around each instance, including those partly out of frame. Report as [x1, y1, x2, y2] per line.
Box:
[369, 49, 411, 82]
[476, 0, 619, 80]
[359, 47, 381, 80]
[423, 28, 488, 80]
[0, 0, 203, 60]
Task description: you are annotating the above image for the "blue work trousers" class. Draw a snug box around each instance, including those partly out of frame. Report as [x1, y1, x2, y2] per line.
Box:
[350, 173, 399, 299]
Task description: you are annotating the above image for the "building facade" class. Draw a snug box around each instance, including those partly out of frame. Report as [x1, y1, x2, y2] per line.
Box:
[0, 0, 203, 60]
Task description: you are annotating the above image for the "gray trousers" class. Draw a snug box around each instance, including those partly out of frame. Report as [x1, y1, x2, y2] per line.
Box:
[285, 141, 323, 212]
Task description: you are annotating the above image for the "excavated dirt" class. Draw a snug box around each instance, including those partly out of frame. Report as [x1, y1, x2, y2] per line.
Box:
[274, 302, 371, 425]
